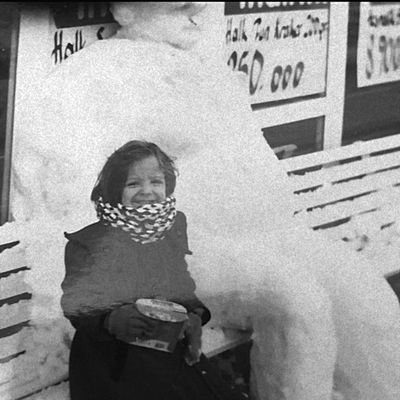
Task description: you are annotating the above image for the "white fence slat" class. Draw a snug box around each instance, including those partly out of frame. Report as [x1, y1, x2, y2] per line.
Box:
[294, 173, 400, 212]
[0, 246, 26, 275]
[0, 300, 31, 330]
[0, 328, 29, 360]
[202, 327, 252, 358]
[300, 202, 397, 231]
[281, 134, 400, 172]
[289, 152, 400, 191]
[0, 222, 22, 246]
[295, 185, 400, 220]
[0, 271, 29, 300]
[22, 381, 70, 400]
[0, 352, 39, 383]
[0, 360, 68, 400]
[0, 372, 41, 400]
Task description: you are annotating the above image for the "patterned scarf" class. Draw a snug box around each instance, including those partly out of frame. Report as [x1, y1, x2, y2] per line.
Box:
[95, 196, 177, 244]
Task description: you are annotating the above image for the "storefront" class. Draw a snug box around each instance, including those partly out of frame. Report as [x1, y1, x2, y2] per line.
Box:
[2, 2, 400, 226]
[1, 2, 400, 399]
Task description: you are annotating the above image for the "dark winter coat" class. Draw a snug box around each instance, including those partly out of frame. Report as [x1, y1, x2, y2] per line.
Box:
[61, 211, 216, 400]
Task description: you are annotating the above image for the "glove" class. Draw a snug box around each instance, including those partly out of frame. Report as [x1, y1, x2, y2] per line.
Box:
[184, 311, 203, 366]
[105, 303, 159, 342]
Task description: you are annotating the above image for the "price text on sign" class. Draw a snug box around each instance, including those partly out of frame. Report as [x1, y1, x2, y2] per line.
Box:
[357, 2, 400, 87]
[224, 2, 329, 106]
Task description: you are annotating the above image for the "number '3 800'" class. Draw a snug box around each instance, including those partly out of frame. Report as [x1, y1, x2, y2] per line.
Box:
[227, 50, 304, 96]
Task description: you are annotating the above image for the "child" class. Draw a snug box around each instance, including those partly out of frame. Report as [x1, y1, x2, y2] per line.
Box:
[61, 140, 246, 400]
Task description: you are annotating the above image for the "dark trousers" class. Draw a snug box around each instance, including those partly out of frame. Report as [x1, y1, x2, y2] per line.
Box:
[69, 332, 246, 400]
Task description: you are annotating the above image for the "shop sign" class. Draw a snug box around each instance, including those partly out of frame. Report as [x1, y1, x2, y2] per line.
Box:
[224, 2, 329, 106]
[357, 2, 400, 87]
[46, 3, 118, 66]
[48, 2, 118, 66]
[50, 23, 118, 65]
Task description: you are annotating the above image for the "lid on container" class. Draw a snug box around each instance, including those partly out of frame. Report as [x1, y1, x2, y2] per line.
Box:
[136, 298, 188, 322]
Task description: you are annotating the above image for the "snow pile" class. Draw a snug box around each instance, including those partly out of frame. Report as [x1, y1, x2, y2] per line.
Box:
[6, 2, 400, 400]
[0, 219, 73, 396]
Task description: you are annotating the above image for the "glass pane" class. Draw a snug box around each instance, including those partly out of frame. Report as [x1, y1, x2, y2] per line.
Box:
[342, 2, 400, 145]
[262, 116, 324, 159]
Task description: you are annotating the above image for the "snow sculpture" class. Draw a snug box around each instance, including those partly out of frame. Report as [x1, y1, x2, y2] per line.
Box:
[11, 2, 400, 400]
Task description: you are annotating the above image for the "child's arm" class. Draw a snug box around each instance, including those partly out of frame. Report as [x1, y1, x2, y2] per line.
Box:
[184, 311, 203, 366]
[61, 239, 114, 341]
[182, 299, 211, 326]
[173, 212, 212, 325]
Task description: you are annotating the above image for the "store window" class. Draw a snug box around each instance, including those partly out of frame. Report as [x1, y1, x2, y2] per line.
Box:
[51, 2, 114, 28]
[224, 2, 330, 159]
[342, 2, 400, 145]
[0, 3, 18, 224]
[263, 116, 324, 159]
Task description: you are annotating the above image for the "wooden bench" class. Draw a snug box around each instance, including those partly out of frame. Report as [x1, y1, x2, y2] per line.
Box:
[2, 134, 400, 399]
[282, 135, 400, 279]
[202, 327, 252, 359]
[0, 237, 252, 400]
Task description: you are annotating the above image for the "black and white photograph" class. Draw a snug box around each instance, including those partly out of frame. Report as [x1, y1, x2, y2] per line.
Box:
[1, 2, 400, 400]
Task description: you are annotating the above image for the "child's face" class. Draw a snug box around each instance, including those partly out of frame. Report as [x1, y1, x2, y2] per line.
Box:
[121, 156, 166, 208]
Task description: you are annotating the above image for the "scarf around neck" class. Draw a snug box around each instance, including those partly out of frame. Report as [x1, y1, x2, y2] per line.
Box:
[95, 196, 177, 244]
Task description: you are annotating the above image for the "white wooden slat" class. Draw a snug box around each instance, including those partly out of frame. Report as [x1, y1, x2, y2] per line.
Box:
[295, 202, 372, 229]
[0, 271, 29, 300]
[281, 134, 400, 172]
[0, 353, 37, 385]
[295, 186, 400, 224]
[297, 181, 400, 217]
[0, 222, 22, 246]
[293, 171, 400, 212]
[0, 363, 68, 400]
[0, 328, 30, 360]
[327, 210, 399, 241]
[22, 381, 70, 400]
[0, 363, 40, 400]
[288, 152, 400, 192]
[202, 327, 252, 359]
[0, 380, 39, 400]
[0, 374, 12, 388]
[310, 222, 355, 242]
[0, 300, 31, 330]
[0, 246, 27, 275]
[298, 201, 397, 231]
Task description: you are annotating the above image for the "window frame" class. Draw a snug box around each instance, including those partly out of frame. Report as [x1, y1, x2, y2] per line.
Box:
[1, 6, 19, 225]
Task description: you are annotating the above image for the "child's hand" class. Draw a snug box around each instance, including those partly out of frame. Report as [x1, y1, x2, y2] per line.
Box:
[106, 304, 159, 342]
[184, 312, 202, 366]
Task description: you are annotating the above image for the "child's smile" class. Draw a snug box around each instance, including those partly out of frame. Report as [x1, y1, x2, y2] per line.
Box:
[122, 156, 166, 208]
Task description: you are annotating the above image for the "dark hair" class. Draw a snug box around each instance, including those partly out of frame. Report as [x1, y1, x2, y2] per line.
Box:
[91, 140, 178, 206]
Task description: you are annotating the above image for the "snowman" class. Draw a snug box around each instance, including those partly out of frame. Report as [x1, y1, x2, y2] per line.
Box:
[12, 2, 400, 400]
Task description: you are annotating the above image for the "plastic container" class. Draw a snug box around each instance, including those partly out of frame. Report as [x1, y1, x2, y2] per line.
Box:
[129, 298, 189, 352]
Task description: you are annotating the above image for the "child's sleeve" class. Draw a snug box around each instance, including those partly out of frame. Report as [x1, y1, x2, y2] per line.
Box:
[175, 211, 193, 255]
[185, 300, 212, 326]
[175, 212, 211, 326]
[61, 238, 113, 341]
